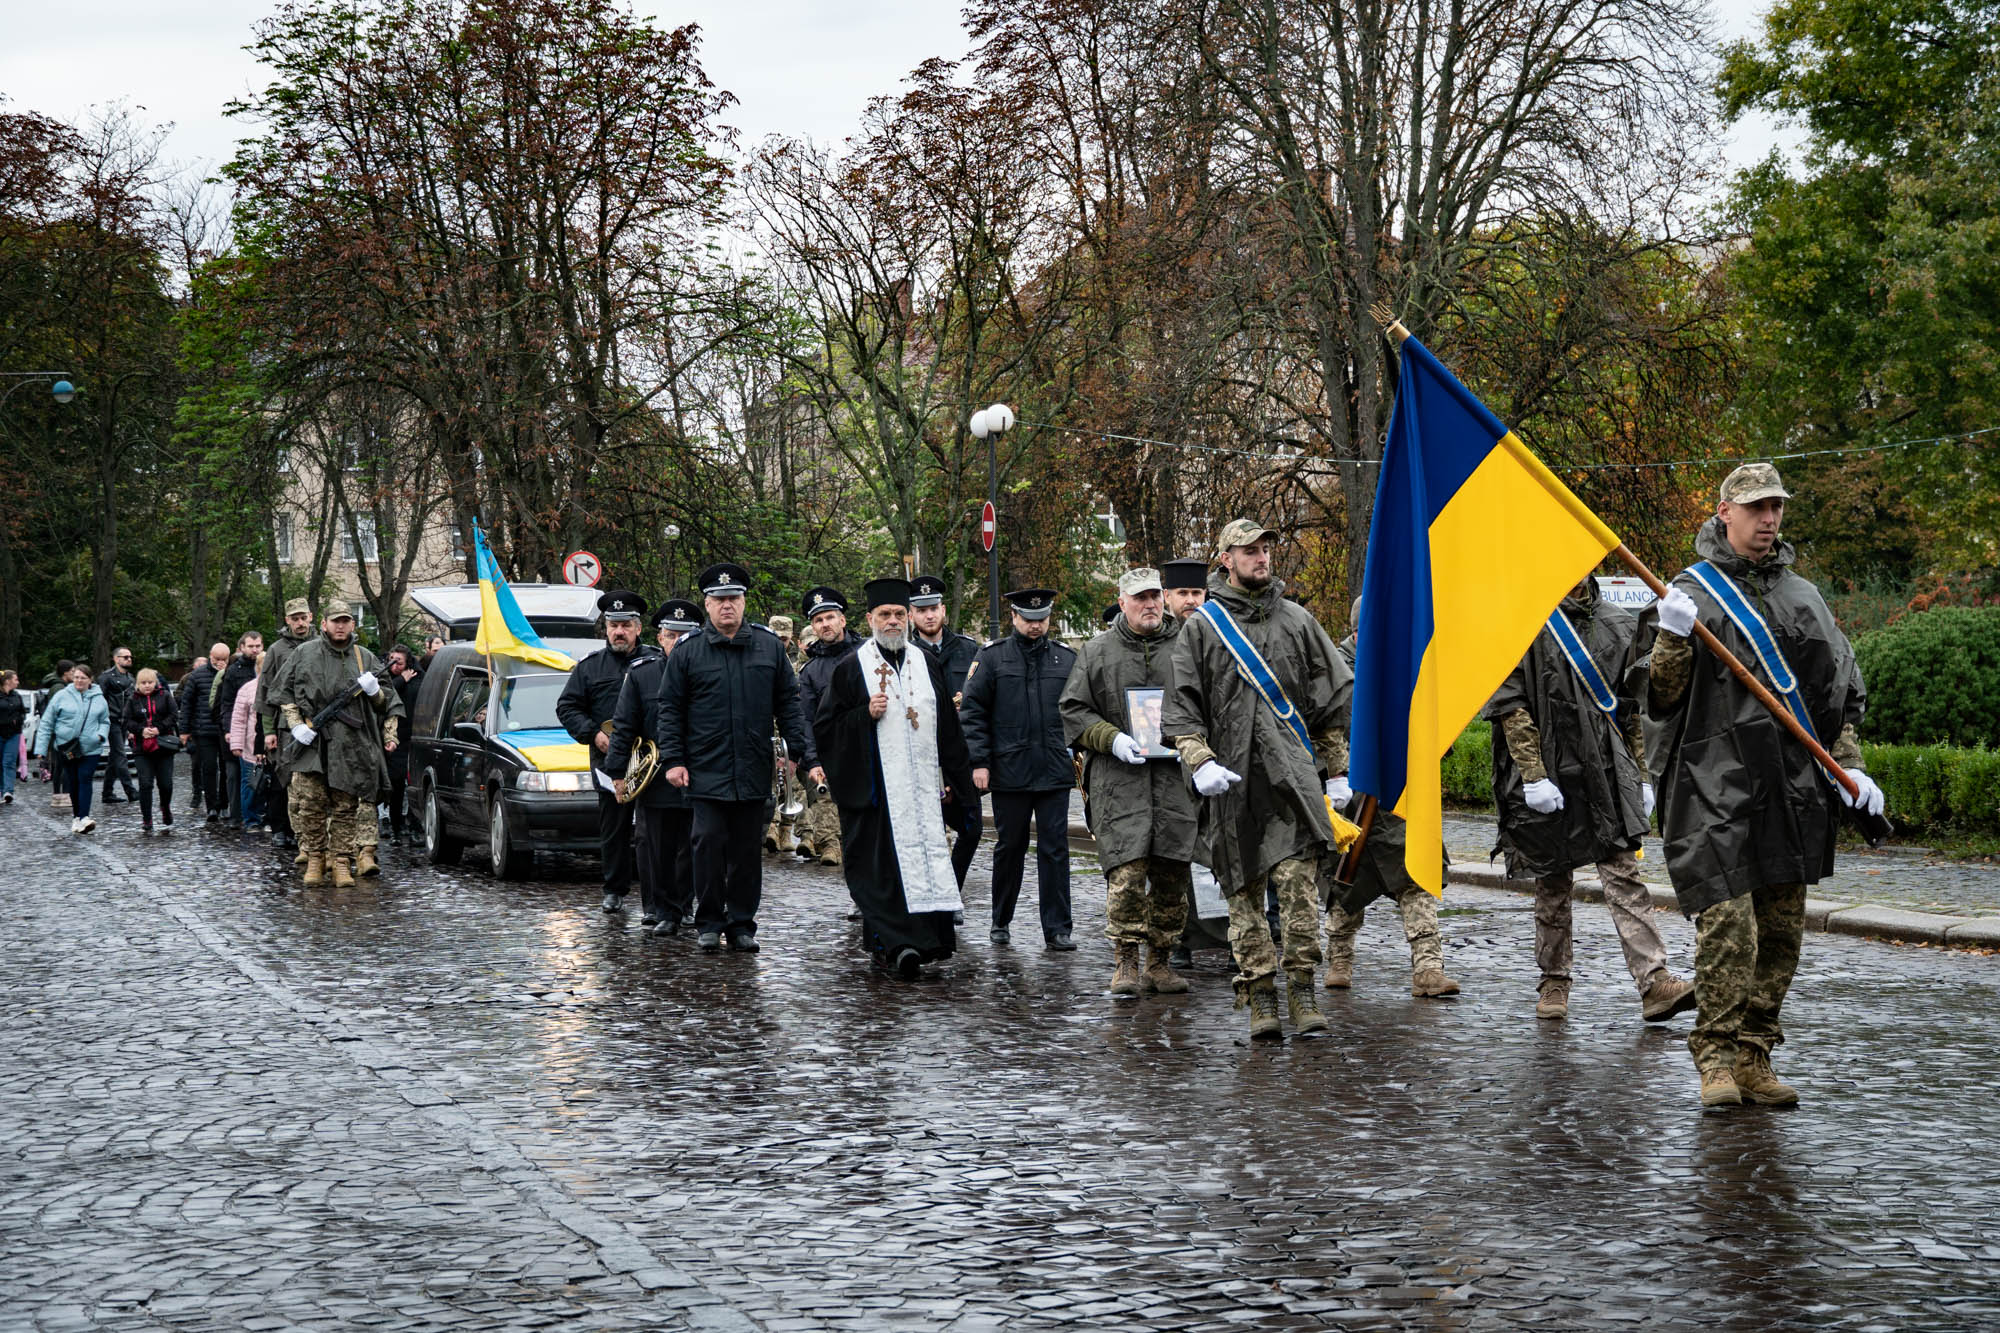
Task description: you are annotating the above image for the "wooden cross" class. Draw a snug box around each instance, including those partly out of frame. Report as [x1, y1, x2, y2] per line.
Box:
[875, 659, 919, 730]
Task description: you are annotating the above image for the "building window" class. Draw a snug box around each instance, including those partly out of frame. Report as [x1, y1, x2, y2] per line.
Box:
[274, 513, 294, 564]
[1095, 498, 1125, 541]
[275, 447, 291, 474]
[341, 514, 379, 564]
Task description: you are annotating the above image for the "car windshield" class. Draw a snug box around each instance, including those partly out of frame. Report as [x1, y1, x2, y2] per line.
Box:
[490, 671, 566, 733]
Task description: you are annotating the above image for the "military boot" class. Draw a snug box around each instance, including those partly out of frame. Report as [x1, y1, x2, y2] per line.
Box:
[330, 856, 355, 888]
[356, 846, 380, 878]
[1536, 978, 1570, 1020]
[1286, 971, 1330, 1036]
[301, 854, 326, 886]
[294, 846, 309, 868]
[1141, 944, 1189, 994]
[1699, 1066, 1742, 1108]
[1412, 968, 1461, 998]
[1245, 978, 1283, 1042]
[1640, 973, 1698, 1022]
[1322, 959, 1353, 990]
[1734, 1048, 1800, 1106]
[1108, 941, 1143, 997]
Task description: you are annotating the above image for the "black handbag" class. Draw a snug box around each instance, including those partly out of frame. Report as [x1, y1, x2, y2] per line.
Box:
[57, 738, 83, 763]
[155, 734, 185, 754]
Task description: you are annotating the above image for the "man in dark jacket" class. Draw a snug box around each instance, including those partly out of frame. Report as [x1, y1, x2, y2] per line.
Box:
[383, 643, 424, 844]
[607, 599, 702, 936]
[179, 643, 229, 819]
[960, 587, 1079, 950]
[656, 563, 807, 953]
[1486, 577, 1694, 1024]
[261, 600, 316, 854]
[213, 631, 263, 826]
[909, 572, 983, 889]
[793, 586, 864, 867]
[1060, 567, 1199, 994]
[1640, 463, 1878, 1109]
[556, 590, 661, 913]
[96, 647, 140, 803]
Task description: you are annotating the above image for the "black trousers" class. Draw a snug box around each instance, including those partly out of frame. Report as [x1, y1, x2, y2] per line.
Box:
[135, 751, 175, 822]
[947, 794, 982, 890]
[192, 735, 226, 813]
[386, 757, 410, 836]
[101, 723, 136, 798]
[221, 754, 241, 819]
[595, 790, 636, 895]
[635, 804, 694, 923]
[989, 788, 1072, 936]
[691, 797, 765, 935]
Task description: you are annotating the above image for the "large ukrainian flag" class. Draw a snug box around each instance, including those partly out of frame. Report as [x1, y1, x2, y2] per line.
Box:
[1350, 333, 1621, 896]
[472, 522, 575, 671]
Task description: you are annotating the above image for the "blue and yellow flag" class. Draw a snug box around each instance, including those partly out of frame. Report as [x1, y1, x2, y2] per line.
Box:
[472, 523, 574, 671]
[1350, 335, 1620, 896]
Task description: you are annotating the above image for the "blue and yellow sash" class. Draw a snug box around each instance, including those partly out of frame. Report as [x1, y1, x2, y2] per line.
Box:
[1684, 562, 1820, 745]
[1544, 609, 1618, 716]
[1195, 601, 1313, 759]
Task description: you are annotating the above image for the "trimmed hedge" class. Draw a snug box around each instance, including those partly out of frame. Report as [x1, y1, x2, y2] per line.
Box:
[1439, 724, 2000, 838]
[1854, 607, 2000, 748]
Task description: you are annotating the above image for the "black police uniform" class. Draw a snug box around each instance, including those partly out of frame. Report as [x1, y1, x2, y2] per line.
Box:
[606, 600, 701, 933]
[909, 574, 983, 888]
[959, 589, 1078, 944]
[656, 566, 808, 946]
[555, 591, 660, 907]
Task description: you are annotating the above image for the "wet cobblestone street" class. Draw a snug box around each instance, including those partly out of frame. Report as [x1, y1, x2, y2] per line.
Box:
[4, 794, 1997, 1331]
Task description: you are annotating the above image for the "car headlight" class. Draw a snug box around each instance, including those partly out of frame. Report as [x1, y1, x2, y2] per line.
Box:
[544, 771, 583, 793]
[515, 770, 547, 791]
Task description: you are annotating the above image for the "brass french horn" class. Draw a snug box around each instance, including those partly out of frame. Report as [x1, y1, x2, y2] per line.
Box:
[617, 738, 661, 804]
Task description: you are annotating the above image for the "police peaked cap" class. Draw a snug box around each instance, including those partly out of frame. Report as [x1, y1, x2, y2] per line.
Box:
[652, 598, 701, 631]
[863, 578, 913, 611]
[698, 563, 751, 598]
[1006, 587, 1058, 621]
[597, 589, 648, 620]
[908, 574, 947, 607]
[801, 585, 847, 618]
[1100, 603, 1120, 626]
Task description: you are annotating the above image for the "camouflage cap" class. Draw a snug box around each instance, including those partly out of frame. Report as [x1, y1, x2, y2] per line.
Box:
[768, 615, 795, 634]
[284, 596, 311, 617]
[1216, 517, 1278, 553]
[1720, 462, 1790, 505]
[322, 599, 354, 621]
[1117, 567, 1163, 596]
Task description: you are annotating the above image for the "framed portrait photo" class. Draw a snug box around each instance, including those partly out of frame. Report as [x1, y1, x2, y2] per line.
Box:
[1124, 686, 1175, 758]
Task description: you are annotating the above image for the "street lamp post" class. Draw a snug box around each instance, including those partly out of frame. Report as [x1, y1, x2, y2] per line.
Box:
[0, 372, 78, 414]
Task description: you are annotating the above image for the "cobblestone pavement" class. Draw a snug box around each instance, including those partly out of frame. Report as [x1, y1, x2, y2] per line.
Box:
[3, 792, 1997, 1331]
[1444, 812, 2000, 917]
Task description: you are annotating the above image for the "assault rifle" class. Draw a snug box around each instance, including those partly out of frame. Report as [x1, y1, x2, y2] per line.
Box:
[281, 678, 371, 762]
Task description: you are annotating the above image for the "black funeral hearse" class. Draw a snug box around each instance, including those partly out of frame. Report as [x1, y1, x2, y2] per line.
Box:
[406, 584, 609, 878]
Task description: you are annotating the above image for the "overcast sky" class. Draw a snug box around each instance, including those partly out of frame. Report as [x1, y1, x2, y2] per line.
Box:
[2, 0, 1797, 191]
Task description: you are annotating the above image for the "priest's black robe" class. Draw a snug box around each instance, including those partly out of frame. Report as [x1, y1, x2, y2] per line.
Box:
[814, 646, 976, 968]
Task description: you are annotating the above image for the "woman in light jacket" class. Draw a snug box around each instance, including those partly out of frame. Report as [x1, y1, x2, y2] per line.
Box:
[34, 663, 110, 833]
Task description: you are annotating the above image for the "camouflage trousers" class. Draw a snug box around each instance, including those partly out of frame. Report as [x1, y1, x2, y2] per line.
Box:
[1536, 850, 1668, 993]
[1103, 857, 1191, 948]
[796, 783, 841, 863]
[1324, 880, 1443, 976]
[1226, 856, 1323, 995]
[1688, 882, 1806, 1075]
[289, 773, 360, 861]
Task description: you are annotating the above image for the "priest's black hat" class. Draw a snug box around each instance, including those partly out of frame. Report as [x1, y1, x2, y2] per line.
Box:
[1159, 558, 1209, 591]
[1006, 587, 1058, 621]
[801, 586, 846, 619]
[909, 574, 948, 607]
[697, 563, 751, 598]
[652, 598, 701, 633]
[864, 578, 913, 611]
[597, 589, 647, 621]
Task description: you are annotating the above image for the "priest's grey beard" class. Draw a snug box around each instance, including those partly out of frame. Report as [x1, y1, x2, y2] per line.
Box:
[873, 628, 907, 651]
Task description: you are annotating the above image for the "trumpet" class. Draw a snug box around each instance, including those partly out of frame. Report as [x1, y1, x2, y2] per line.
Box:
[775, 736, 805, 819]
[617, 738, 661, 804]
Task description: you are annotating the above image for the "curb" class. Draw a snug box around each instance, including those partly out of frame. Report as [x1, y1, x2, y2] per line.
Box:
[1445, 865, 1994, 949]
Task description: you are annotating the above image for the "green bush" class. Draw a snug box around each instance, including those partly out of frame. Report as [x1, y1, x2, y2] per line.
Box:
[1854, 607, 2000, 748]
[1444, 721, 1493, 807]
[1864, 742, 2000, 837]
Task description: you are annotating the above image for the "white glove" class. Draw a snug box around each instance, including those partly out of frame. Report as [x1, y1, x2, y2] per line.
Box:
[1842, 769, 1885, 817]
[1192, 761, 1242, 797]
[1110, 732, 1147, 765]
[1523, 777, 1565, 814]
[290, 723, 317, 746]
[1656, 588, 1698, 638]
[356, 671, 380, 697]
[1325, 774, 1353, 808]
[1642, 782, 1655, 819]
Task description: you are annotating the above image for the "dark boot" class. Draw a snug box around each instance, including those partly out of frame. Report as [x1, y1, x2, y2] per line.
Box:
[1286, 970, 1329, 1036]
[1141, 944, 1189, 994]
[1245, 978, 1283, 1042]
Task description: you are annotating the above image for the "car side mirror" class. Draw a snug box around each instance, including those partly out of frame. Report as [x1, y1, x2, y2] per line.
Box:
[451, 721, 483, 746]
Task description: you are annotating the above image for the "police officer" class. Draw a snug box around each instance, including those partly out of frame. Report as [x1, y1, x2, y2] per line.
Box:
[794, 585, 864, 868]
[657, 563, 808, 953]
[557, 590, 661, 914]
[908, 573, 981, 889]
[961, 587, 1079, 950]
[607, 599, 702, 936]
